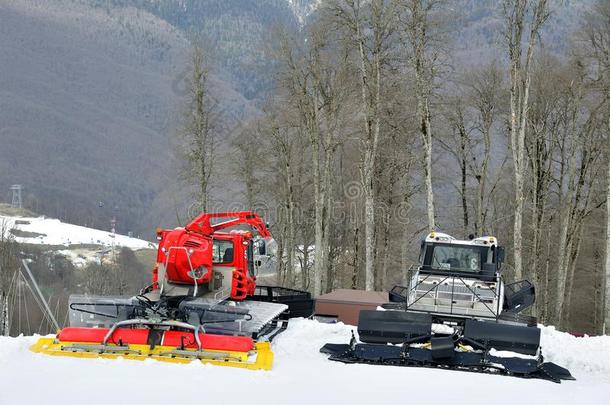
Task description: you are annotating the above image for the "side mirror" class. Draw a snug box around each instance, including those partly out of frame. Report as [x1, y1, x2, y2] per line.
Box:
[496, 247, 505, 264]
[258, 240, 267, 256]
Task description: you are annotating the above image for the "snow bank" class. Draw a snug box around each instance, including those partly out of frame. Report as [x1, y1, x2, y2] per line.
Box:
[0, 215, 155, 250]
[0, 319, 608, 405]
[541, 325, 610, 376]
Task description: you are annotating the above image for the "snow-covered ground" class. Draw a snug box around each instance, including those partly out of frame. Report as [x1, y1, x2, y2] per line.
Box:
[0, 215, 155, 249]
[0, 319, 608, 405]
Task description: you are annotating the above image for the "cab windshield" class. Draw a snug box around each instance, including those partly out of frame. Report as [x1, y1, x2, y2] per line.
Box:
[424, 244, 491, 273]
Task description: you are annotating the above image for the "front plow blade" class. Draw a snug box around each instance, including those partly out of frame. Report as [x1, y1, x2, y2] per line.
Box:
[30, 337, 273, 371]
[463, 319, 540, 355]
[358, 310, 432, 344]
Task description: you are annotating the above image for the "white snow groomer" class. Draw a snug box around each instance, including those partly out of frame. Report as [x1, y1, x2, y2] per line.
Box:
[321, 232, 574, 383]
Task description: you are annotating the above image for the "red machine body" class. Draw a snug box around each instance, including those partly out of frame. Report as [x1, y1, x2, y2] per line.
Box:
[57, 327, 255, 352]
[154, 211, 271, 301]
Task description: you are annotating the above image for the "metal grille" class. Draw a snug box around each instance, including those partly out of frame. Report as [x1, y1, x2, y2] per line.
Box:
[407, 272, 500, 319]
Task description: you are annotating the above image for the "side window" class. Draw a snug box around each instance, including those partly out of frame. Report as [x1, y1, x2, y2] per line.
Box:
[213, 240, 234, 264]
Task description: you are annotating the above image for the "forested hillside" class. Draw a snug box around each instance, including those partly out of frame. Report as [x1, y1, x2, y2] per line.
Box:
[0, 0, 608, 336]
[0, 0, 262, 237]
[0, 0, 593, 238]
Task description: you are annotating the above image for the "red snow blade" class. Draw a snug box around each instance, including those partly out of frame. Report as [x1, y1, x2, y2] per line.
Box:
[57, 327, 255, 352]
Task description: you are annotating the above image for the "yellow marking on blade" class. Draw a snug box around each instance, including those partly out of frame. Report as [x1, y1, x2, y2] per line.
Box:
[30, 337, 273, 371]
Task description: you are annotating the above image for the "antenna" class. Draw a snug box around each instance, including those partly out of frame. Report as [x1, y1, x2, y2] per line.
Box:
[10, 185, 22, 209]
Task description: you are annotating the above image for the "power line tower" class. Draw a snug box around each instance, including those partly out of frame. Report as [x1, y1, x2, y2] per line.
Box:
[110, 216, 117, 261]
[10, 185, 23, 209]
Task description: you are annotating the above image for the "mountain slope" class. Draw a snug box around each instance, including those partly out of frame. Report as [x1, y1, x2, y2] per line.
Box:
[84, 0, 312, 98]
[0, 0, 190, 236]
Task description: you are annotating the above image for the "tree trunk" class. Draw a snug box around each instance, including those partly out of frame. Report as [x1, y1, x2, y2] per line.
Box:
[555, 203, 573, 325]
[312, 137, 324, 296]
[378, 203, 392, 291]
[542, 217, 553, 324]
[401, 228, 411, 286]
[275, 228, 285, 286]
[511, 118, 525, 281]
[459, 122, 468, 235]
[351, 225, 360, 289]
[506, 0, 549, 281]
[285, 160, 296, 287]
[364, 185, 376, 291]
[410, 0, 436, 232]
[301, 243, 310, 290]
[423, 99, 435, 231]
[358, 20, 381, 291]
[476, 125, 491, 235]
[562, 222, 584, 329]
[605, 139, 610, 334]
[322, 143, 334, 292]
[556, 138, 578, 325]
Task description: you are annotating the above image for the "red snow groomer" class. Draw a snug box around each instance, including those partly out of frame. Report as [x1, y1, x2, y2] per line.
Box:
[31, 211, 313, 370]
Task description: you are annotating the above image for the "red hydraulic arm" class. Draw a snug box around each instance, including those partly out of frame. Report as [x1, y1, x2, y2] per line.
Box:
[185, 211, 271, 238]
[153, 211, 271, 298]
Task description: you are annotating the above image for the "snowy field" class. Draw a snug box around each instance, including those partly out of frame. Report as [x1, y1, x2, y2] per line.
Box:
[0, 215, 155, 249]
[0, 319, 608, 405]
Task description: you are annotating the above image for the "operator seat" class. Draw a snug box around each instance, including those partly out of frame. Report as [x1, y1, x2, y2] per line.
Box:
[223, 247, 234, 263]
[445, 258, 460, 269]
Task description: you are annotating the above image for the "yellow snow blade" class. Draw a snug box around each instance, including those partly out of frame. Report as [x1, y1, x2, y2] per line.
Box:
[30, 337, 273, 371]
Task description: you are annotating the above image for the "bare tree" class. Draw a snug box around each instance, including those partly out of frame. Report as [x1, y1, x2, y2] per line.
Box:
[232, 124, 263, 210]
[272, 21, 351, 294]
[439, 62, 503, 237]
[605, 115, 610, 334]
[438, 97, 470, 234]
[569, 0, 610, 332]
[326, 0, 398, 290]
[375, 93, 416, 290]
[551, 67, 605, 327]
[266, 118, 299, 287]
[0, 220, 19, 336]
[503, 0, 549, 280]
[468, 63, 504, 236]
[524, 56, 560, 321]
[177, 42, 217, 212]
[401, 0, 446, 231]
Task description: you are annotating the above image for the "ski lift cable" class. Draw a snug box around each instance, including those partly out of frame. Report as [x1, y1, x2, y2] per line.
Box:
[20, 260, 60, 331]
[53, 297, 62, 329]
[62, 303, 69, 329]
[18, 271, 36, 336]
[5, 271, 17, 333]
[20, 272, 55, 334]
[22, 276, 31, 336]
[7, 272, 18, 335]
[17, 278, 21, 333]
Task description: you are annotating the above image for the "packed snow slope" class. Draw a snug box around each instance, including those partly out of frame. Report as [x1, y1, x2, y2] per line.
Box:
[0, 319, 608, 405]
[0, 213, 156, 267]
[0, 214, 155, 249]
